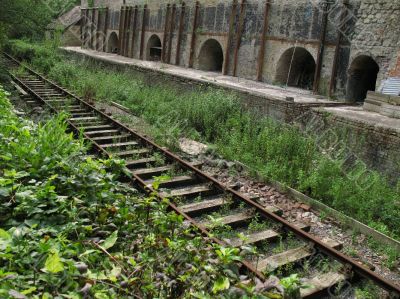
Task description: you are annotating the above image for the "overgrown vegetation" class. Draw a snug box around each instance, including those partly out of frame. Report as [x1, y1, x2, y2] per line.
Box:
[0, 0, 79, 48]
[0, 86, 301, 298]
[5, 41, 400, 244]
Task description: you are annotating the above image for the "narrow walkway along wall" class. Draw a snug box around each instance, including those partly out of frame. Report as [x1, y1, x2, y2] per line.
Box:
[80, 0, 400, 103]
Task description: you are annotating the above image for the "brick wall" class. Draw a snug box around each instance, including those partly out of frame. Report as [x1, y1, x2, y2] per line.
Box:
[389, 53, 400, 77]
[81, 0, 400, 101]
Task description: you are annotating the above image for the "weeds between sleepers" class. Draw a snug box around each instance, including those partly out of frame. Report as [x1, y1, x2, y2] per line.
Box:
[0, 85, 302, 298]
[6, 40, 400, 245]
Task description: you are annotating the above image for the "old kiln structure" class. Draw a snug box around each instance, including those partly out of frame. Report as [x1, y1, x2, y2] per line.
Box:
[80, 0, 400, 102]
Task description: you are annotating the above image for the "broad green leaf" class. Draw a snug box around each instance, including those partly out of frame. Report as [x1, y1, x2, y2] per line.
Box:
[0, 229, 12, 251]
[0, 229, 11, 240]
[102, 230, 118, 250]
[128, 257, 136, 267]
[21, 287, 36, 295]
[108, 266, 121, 282]
[79, 249, 99, 257]
[44, 250, 64, 273]
[87, 270, 107, 280]
[94, 292, 110, 299]
[212, 276, 230, 293]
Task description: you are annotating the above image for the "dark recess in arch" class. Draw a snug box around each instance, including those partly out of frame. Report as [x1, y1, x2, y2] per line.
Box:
[107, 32, 119, 54]
[346, 55, 379, 103]
[275, 47, 316, 90]
[146, 35, 162, 61]
[198, 39, 224, 72]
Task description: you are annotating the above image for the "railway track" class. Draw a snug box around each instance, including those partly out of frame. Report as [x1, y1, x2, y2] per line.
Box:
[3, 53, 400, 298]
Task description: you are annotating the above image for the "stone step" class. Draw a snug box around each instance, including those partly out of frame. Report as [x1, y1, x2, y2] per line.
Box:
[133, 165, 175, 177]
[68, 108, 89, 113]
[85, 129, 121, 136]
[71, 112, 95, 117]
[160, 184, 213, 198]
[45, 99, 73, 103]
[227, 229, 279, 247]
[133, 161, 203, 178]
[81, 124, 114, 131]
[300, 272, 347, 298]
[69, 116, 100, 122]
[112, 148, 150, 158]
[179, 196, 227, 214]
[256, 238, 342, 272]
[257, 246, 311, 272]
[91, 134, 131, 142]
[200, 210, 254, 228]
[125, 157, 157, 168]
[101, 141, 139, 149]
[145, 175, 196, 188]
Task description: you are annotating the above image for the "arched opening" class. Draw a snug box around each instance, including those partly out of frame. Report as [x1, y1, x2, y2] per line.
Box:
[275, 47, 316, 90]
[346, 55, 379, 102]
[146, 35, 162, 61]
[198, 39, 224, 72]
[107, 32, 119, 54]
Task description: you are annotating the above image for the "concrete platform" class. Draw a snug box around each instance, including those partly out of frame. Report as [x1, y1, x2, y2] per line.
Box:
[62, 47, 338, 105]
[57, 47, 399, 179]
[317, 106, 400, 135]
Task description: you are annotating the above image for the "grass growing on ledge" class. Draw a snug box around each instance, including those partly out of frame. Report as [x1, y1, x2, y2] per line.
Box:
[5, 40, 400, 244]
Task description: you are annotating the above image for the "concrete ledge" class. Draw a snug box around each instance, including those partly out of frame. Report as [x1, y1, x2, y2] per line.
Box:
[60, 47, 349, 123]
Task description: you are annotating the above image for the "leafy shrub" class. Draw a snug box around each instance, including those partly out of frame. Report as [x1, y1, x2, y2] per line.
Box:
[1, 86, 293, 298]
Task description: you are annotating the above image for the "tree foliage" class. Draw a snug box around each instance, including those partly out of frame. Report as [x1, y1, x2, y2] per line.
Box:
[0, 0, 79, 47]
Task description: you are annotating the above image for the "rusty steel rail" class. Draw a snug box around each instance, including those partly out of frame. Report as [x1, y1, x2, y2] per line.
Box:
[3, 52, 400, 297]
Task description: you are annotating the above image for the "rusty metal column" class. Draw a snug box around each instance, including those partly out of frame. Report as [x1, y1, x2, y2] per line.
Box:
[233, 0, 246, 77]
[97, 8, 102, 51]
[175, 2, 186, 65]
[313, 1, 329, 93]
[83, 9, 89, 48]
[129, 6, 139, 58]
[256, 1, 271, 81]
[95, 8, 100, 51]
[123, 7, 131, 56]
[102, 8, 109, 52]
[162, 4, 171, 63]
[90, 8, 96, 49]
[139, 5, 148, 60]
[125, 7, 133, 56]
[121, 7, 128, 56]
[223, 0, 238, 75]
[93, 8, 98, 50]
[167, 4, 176, 63]
[118, 6, 126, 55]
[188, 1, 200, 68]
[80, 8, 85, 48]
[329, 0, 348, 97]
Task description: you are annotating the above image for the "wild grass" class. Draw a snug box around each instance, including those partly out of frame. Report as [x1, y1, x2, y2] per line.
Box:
[6, 40, 400, 243]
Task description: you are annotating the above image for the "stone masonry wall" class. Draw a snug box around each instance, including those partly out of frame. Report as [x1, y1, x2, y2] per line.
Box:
[348, 0, 400, 92]
[307, 108, 400, 183]
[80, 0, 400, 102]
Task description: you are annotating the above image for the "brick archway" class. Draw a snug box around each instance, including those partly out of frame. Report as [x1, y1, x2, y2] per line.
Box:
[197, 39, 224, 72]
[346, 55, 379, 102]
[146, 34, 162, 61]
[275, 47, 316, 90]
[106, 32, 119, 54]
